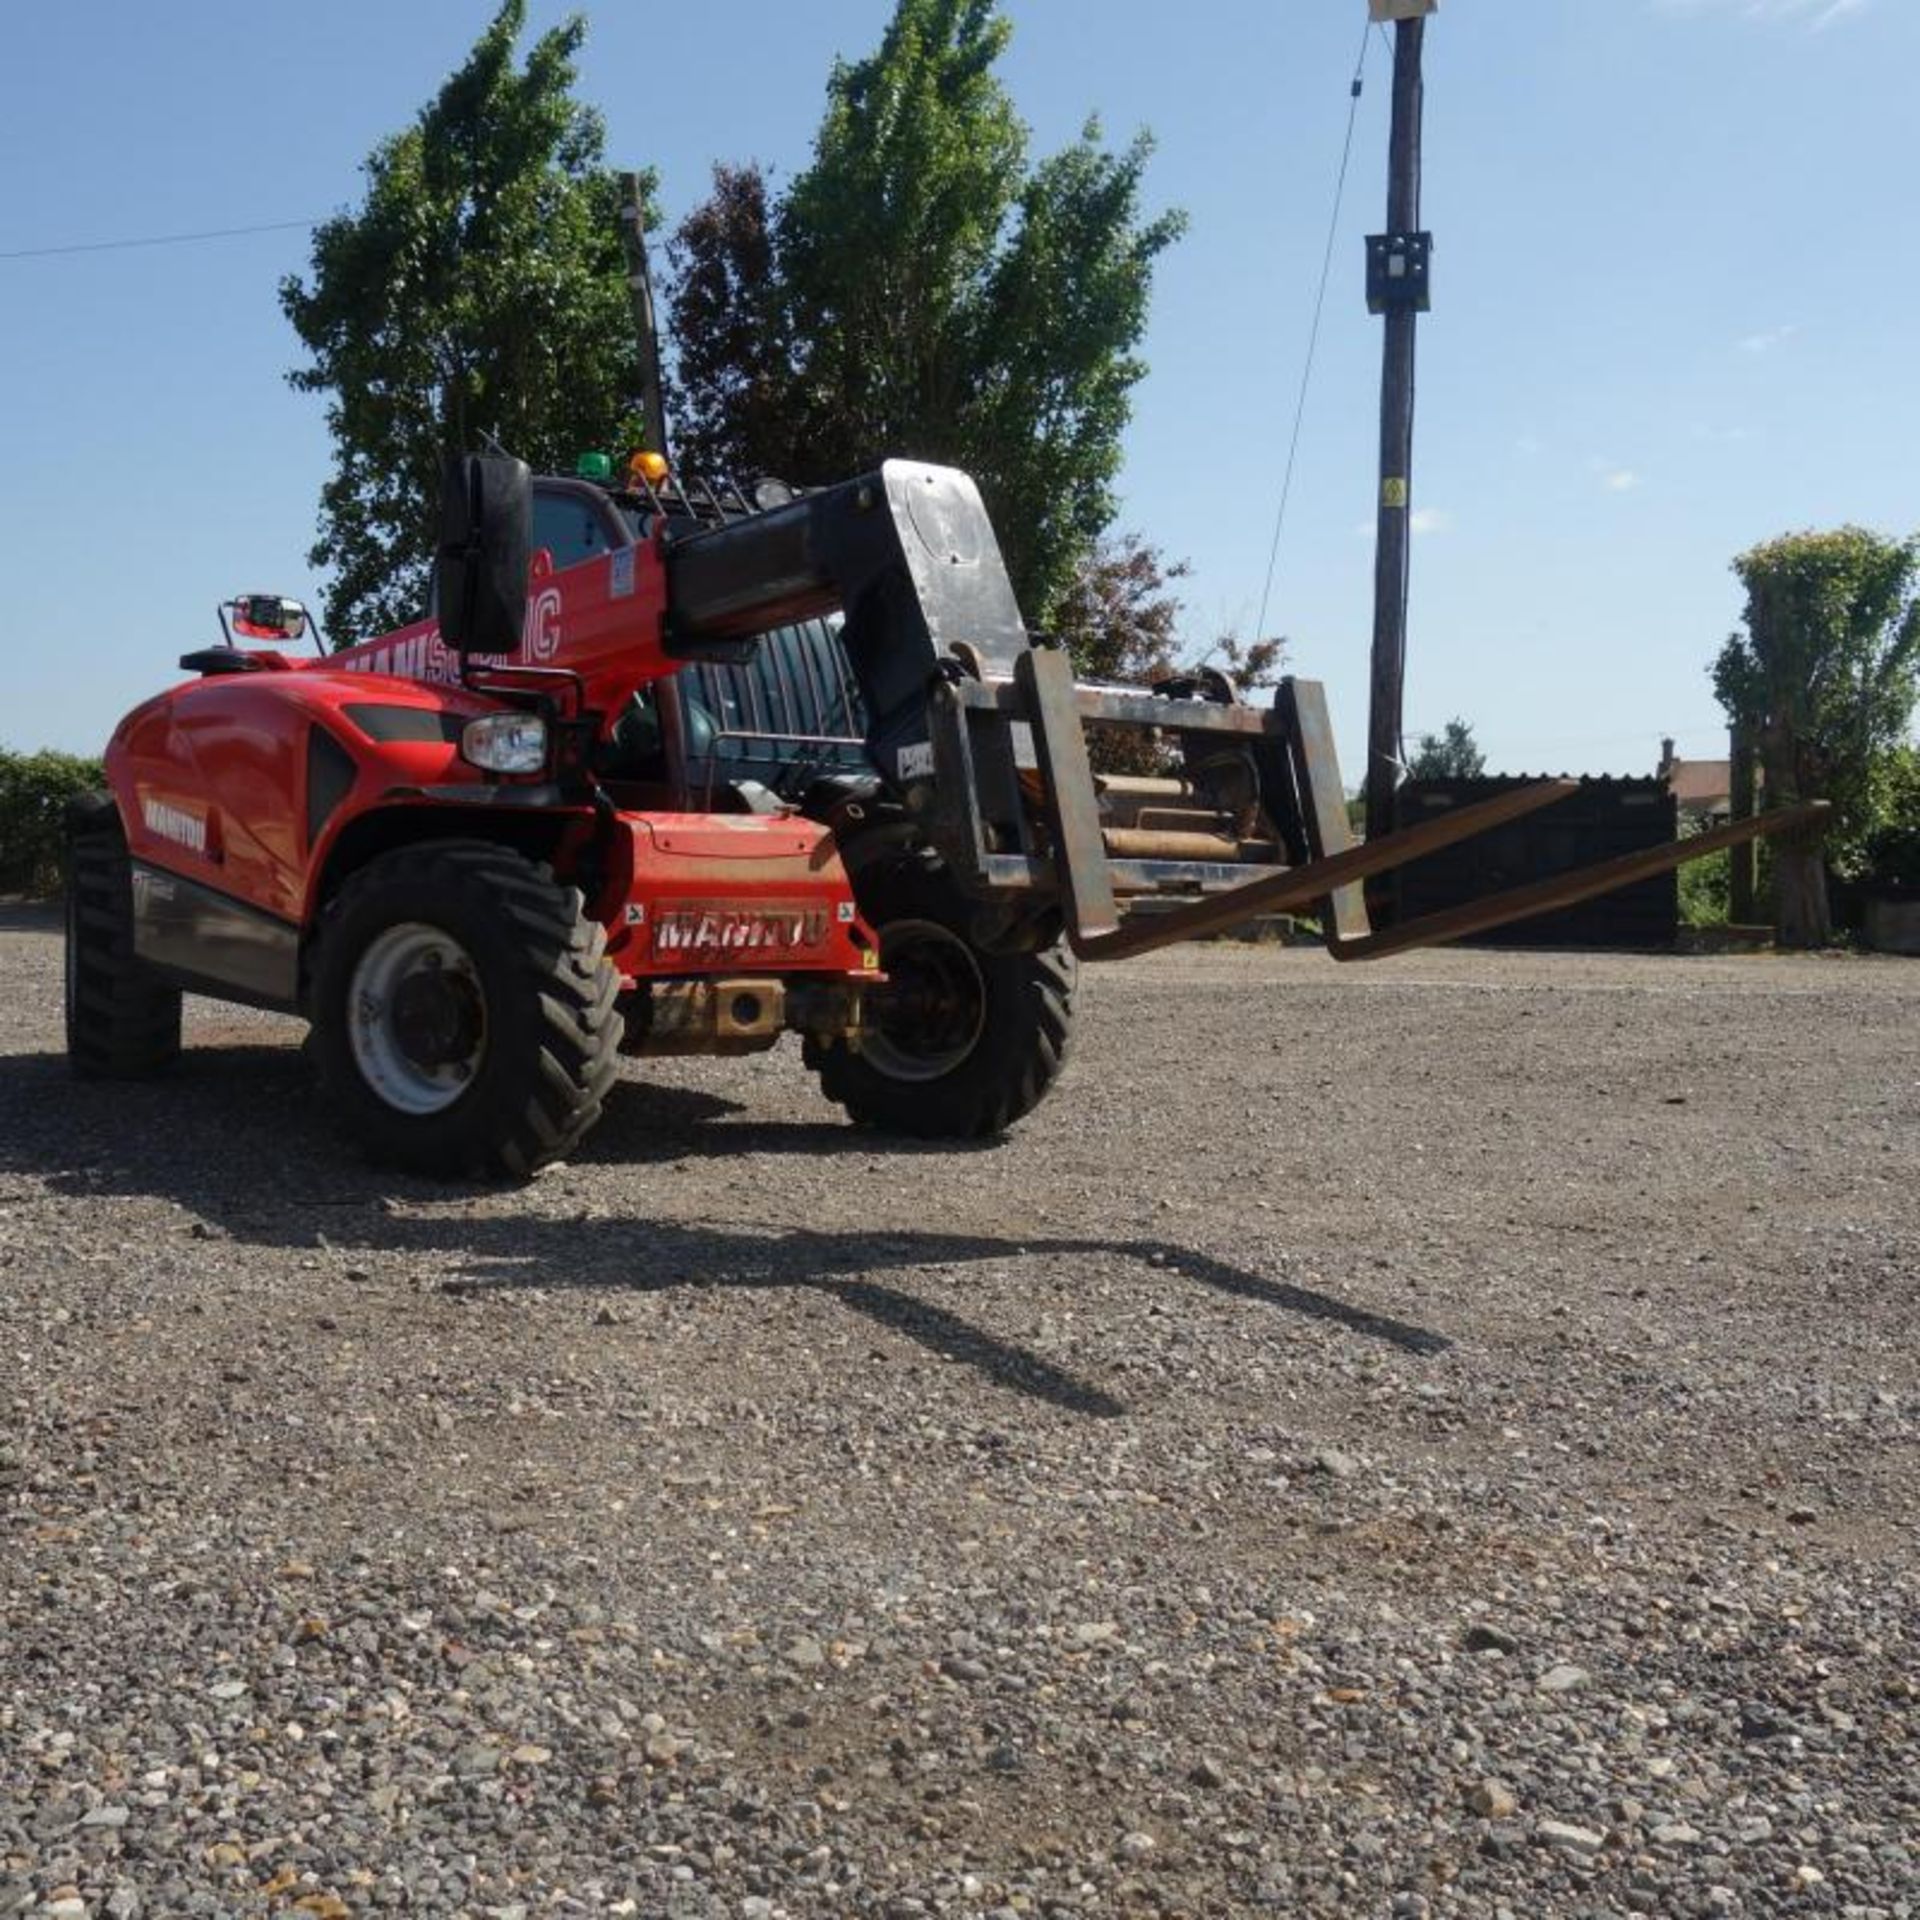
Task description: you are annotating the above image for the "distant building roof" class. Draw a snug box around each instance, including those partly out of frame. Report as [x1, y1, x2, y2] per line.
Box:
[1668, 758, 1731, 809]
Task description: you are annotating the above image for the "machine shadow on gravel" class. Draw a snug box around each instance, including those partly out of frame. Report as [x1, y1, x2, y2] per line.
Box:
[1, 1044, 1449, 1420]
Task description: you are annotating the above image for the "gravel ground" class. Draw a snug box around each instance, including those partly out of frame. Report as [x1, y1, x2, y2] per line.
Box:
[1, 901, 1916, 1920]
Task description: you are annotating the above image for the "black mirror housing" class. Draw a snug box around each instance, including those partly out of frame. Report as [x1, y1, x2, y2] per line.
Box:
[436, 453, 531, 655]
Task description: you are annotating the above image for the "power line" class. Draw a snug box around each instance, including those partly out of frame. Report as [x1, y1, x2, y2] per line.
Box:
[1254, 18, 1375, 647]
[0, 217, 323, 262]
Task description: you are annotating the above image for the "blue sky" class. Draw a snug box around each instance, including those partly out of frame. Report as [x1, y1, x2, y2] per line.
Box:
[2, 0, 1914, 777]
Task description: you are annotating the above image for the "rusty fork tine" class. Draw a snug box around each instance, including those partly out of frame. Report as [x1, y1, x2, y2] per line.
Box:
[1069, 779, 1577, 961]
[1326, 802, 1830, 962]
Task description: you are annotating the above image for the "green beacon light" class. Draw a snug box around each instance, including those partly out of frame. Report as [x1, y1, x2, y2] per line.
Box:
[574, 450, 614, 483]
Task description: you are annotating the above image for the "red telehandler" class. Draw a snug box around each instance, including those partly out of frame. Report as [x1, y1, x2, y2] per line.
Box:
[67, 452, 1818, 1178]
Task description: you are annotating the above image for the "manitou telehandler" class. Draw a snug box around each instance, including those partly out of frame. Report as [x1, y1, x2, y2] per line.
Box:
[66, 452, 1817, 1177]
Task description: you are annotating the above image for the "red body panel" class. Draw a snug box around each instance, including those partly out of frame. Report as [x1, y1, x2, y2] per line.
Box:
[104, 531, 876, 994]
[602, 814, 875, 982]
[327, 532, 676, 739]
[110, 671, 506, 923]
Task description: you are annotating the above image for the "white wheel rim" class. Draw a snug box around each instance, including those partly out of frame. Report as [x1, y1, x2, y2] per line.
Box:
[862, 917, 987, 1082]
[347, 922, 487, 1116]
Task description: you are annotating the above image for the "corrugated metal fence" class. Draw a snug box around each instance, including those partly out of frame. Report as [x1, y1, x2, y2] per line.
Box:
[1391, 776, 1679, 949]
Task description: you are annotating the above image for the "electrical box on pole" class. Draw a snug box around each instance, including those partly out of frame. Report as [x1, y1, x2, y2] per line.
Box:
[1365, 232, 1432, 315]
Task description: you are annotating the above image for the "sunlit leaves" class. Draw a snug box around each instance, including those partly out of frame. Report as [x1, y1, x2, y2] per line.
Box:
[281, 2, 654, 643]
[664, 0, 1182, 624]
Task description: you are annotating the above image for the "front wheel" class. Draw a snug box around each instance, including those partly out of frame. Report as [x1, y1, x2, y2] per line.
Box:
[310, 841, 620, 1180]
[807, 864, 1075, 1138]
[65, 792, 182, 1078]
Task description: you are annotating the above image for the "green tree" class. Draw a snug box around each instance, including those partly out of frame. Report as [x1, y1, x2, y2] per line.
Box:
[281, 1, 655, 644]
[1859, 741, 1920, 894]
[1712, 527, 1920, 946]
[665, 0, 1184, 622]
[1408, 717, 1487, 781]
[0, 749, 104, 896]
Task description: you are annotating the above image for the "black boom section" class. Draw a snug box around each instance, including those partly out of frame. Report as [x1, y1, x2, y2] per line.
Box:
[665, 462, 1029, 788]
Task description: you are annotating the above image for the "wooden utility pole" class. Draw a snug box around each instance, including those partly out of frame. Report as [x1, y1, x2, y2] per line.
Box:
[617, 172, 670, 459]
[1363, 3, 1435, 851]
[1728, 721, 1759, 923]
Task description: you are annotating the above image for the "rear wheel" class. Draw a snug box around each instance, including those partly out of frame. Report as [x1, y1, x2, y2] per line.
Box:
[310, 841, 620, 1180]
[65, 793, 182, 1078]
[808, 863, 1074, 1138]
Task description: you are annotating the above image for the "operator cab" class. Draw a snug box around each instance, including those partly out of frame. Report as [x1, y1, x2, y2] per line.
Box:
[528, 472, 872, 814]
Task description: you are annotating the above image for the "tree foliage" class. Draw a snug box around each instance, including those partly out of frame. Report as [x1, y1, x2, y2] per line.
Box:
[1857, 741, 1920, 894]
[1051, 535, 1187, 687]
[281, 2, 655, 643]
[665, 0, 1184, 621]
[1048, 536, 1284, 773]
[665, 164, 793, 495]
[1712, 526, 1920, 944]
[0, 749, 103, 896]
[1677, 844, 1732, 930]
[1408, 717, 1488, 781]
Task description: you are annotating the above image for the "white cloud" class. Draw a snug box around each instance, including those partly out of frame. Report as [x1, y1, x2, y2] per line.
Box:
[1590, 458, 1642, 494]
[1658, 0, 1868, 27]
[1737, 323, 1800, 354]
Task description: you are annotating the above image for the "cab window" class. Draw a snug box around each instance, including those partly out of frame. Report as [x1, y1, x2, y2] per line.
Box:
[532, 489, 621, 571]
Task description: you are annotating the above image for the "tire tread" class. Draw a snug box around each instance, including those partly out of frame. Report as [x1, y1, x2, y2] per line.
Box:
[64, 794, 182, 1079]
[812, 862, 1074, 1139]
[311, 840, 620, 1180]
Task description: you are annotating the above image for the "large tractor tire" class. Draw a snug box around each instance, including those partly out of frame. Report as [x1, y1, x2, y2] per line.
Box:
[310, 841, 620, 1180]
[65, 793, 183, 1078]
[808, 862, 1075, 1139]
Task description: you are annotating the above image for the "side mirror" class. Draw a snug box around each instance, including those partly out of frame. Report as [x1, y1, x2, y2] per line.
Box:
[228, 594, 309, 643]
[436, 453, 531, 655]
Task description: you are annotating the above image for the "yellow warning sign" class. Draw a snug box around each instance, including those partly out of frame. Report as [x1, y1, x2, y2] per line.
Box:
[1382, 477, 1409, 509]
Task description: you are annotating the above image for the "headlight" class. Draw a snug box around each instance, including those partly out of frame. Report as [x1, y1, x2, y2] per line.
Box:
[461, 712, 548, 774]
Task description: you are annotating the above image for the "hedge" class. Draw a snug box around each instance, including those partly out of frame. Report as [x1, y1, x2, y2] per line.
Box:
[0, 749, 105, 896]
